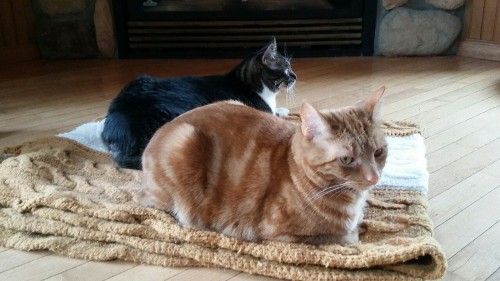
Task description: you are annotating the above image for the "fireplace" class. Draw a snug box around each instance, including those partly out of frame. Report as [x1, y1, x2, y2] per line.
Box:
[112, 0, 377, 58]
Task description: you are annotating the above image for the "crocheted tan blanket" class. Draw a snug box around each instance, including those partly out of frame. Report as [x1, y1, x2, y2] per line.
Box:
[0, 122, 446, 280]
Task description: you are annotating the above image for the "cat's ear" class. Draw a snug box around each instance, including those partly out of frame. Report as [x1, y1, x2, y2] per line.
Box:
[262, 37, 278, 68]
[362, 86, 385, 120]
[300, 102, 329, 141]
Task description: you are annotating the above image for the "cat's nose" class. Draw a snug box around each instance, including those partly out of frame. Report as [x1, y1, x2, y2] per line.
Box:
[366, 174, 379, 185]
[362, 165, 379, 185]
[288, 73, 297, 86]
[363, 169, 379, 185]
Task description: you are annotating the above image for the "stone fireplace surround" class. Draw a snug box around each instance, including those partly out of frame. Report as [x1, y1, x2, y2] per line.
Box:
[32, 0, 464, 59]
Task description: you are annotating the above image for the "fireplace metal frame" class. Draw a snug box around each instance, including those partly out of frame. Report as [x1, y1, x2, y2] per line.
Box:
[112, 0, 377, 58]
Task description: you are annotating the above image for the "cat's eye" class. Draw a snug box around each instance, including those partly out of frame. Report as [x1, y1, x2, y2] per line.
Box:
[339, 156, 355, 165]
[374, 148, 384, 157]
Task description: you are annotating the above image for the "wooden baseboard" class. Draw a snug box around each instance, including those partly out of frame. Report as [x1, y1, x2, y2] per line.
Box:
[457, 39, 500, 61]
[0, 44, 39, 63]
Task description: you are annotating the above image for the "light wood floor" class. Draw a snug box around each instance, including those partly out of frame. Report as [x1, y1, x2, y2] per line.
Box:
[0, 57, 499, 281]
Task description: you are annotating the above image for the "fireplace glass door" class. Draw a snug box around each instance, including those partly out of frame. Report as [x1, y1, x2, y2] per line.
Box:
[113, 0, 376, 58]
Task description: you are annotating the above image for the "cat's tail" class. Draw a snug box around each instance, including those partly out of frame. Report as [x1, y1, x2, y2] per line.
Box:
[107, 142, 142, 170]
[101, 116, 143, 170]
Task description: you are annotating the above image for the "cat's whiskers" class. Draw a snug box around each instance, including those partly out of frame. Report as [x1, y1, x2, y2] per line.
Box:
[332, 186, 354, 199]
[344, 180, 373, 190]
[328, 182, 368, 203]
[306, 184, 347, 203]
[291, 86, 298, 109]
[301, 167, 322, 190]
[301, 167, 347, 205]
[286, 84, 298, 111]
[304, 176, 368, 205]
[298, 168, 324, 203]
[301, 183, 349, 219]
[283, 43, 295, 65]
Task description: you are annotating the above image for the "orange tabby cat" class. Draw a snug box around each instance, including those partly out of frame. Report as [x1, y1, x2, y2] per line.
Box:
[140, 87, 387, 245]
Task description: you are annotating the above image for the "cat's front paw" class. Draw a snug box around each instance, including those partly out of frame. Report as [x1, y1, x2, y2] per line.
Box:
[275, 107, 289, 117]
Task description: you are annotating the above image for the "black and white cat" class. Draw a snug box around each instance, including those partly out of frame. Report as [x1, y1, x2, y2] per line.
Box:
[101, 38, 297, 169]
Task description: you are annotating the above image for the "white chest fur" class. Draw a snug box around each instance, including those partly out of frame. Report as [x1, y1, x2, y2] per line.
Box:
[346, 190, 369, 232]
[258, 83, 278, 114]
[258, 83, 289, 117]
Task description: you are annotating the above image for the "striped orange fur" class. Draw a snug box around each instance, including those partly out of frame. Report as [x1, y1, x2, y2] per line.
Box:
[140, 87, 387, 245]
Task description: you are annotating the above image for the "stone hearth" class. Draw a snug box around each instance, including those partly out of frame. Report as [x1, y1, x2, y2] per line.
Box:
[374, 0, 465, 56]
